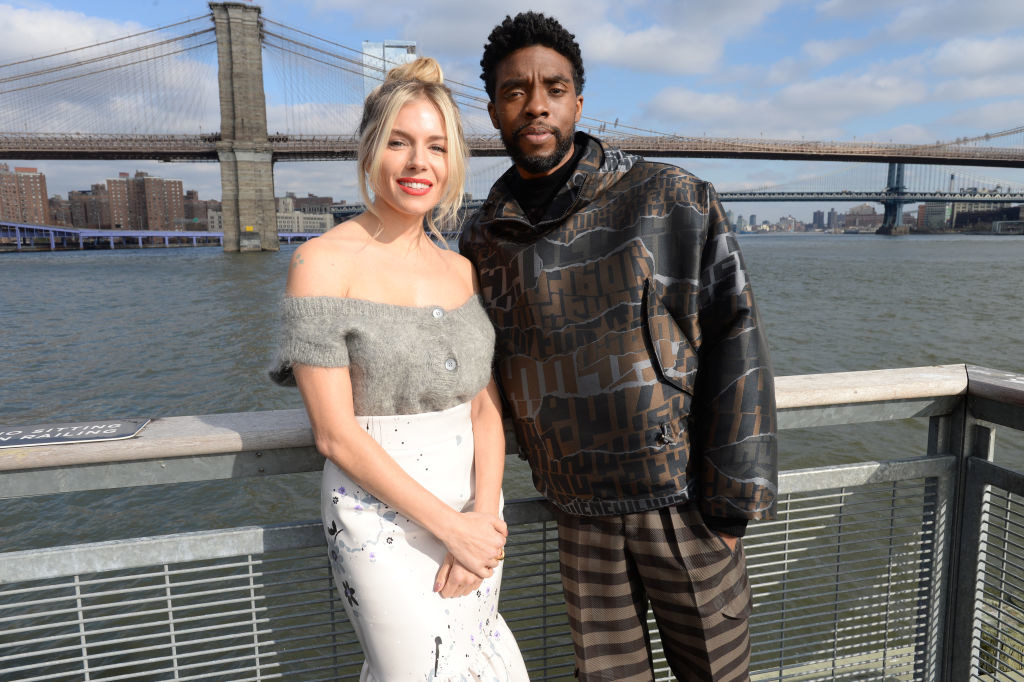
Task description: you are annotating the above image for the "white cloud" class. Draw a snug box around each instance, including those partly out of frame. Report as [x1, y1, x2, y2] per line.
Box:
[802, 38, 863, 67]
[941, 99, 1024, 132]
[645, 69, 927, 140]
[306, 0, 784, 76]
[777, 73, 927, 116]
[886, 0, 1024, 39]
[814, 0, 898, 18]
[933, 74, 1024, 102]
[932, 36, 1024, 77]
[0, 4, 147, 62]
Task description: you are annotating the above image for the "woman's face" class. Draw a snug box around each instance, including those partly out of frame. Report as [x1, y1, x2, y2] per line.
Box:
[373, 98, 449, 220]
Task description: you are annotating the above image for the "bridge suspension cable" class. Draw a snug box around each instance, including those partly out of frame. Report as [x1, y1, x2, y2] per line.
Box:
[0, 14, 218, 135]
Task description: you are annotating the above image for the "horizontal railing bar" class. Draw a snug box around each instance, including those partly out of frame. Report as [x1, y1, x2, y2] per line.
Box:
[777, 457, 955, 495]
[752, 598, 927, 633]
[0, 522, 327, 584]
[747, 513, 935, 547]
[750, 497, 938, 529]
[978, 543, 1024, 570]
[0, 618, 355, 663]
[0, 367, 971, 502]
[746, 535, 934, 565]
[766, 485, 938, 513]
[753, 591, 928, 626]
[0, 553, 327, 596]
[752, 576, 929, 609]
[748, 546, 934, 579]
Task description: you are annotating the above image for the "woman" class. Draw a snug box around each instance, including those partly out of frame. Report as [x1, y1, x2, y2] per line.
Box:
[269, 58, 529, 681]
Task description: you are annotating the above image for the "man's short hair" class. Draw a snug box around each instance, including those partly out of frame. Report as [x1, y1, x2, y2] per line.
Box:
[480, 12, 585, 101]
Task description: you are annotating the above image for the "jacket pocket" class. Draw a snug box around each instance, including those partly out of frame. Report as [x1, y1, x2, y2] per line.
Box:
[642, 278, 697, 395]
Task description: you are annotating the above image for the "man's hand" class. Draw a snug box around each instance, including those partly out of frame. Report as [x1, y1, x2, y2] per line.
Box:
[717, 532, 739, 553]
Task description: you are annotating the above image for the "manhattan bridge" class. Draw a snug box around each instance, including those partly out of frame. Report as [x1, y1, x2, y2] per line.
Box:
[2, 3, 1023, 250]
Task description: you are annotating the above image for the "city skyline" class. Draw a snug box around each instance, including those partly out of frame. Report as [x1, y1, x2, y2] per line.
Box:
[1, 0, 1024, 222]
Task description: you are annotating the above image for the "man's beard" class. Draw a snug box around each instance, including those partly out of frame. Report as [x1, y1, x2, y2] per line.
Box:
[501, 123, 575, 176]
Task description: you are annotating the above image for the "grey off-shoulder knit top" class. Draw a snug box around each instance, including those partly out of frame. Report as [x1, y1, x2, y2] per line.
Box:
[269, 295, 496, 416]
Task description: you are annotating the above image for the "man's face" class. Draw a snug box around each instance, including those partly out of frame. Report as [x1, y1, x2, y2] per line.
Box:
[488, 45, 583, 179]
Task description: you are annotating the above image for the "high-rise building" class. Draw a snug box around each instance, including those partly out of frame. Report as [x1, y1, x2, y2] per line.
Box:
[49, 195, 71, 226]
[184, 190, 219, 230]
[827, 208, 839, 231]
[0, 164, 49, 224]
[919, 203, 951, 231]
[362, 40, 418, 97]
[69, 183, 111, 229]
[106, 171, 184, 230]
[749, 214, 757, 228]
[812, 210, 825, 231]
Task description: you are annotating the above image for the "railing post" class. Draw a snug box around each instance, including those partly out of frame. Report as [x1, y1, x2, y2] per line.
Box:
[918, 409, 964, 681]
[940, 390, 997, 681]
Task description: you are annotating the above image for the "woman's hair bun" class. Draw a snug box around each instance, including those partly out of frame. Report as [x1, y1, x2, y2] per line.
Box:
[386, 56, 444, 85]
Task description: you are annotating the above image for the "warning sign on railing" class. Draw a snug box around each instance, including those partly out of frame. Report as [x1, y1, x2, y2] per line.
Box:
[0, 419, 150, 449]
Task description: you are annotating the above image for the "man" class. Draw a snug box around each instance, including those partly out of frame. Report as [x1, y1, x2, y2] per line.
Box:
[459, 12, 777, 682]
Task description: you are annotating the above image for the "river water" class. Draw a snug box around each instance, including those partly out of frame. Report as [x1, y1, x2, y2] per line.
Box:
[1, 233, 1022, 551]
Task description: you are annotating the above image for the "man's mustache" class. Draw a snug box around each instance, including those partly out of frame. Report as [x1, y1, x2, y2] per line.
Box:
[514, 123, 559, 137]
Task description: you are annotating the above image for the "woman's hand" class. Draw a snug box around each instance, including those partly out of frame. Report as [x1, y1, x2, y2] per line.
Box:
[434, 553, 485, 598]
[437, 511, 507, 580]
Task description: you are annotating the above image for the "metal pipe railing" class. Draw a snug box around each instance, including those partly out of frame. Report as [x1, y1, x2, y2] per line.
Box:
[1, 364, 1023, 681]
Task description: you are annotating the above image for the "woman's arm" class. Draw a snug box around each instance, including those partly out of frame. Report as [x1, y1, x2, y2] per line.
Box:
[295, 363, 507, 581]
[470, 379, 505, 518]
[435, 379, 507, 598]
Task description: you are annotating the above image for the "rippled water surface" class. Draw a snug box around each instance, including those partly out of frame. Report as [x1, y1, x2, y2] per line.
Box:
[1, 234, 1022, 549]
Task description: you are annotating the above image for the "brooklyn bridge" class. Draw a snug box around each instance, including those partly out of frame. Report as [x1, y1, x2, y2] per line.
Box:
[2, 3, 1023, 250]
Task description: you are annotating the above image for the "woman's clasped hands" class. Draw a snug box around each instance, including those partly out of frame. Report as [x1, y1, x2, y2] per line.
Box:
[433, 510, 507, 598]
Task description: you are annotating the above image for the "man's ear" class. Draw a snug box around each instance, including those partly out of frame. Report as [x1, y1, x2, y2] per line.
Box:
[575, 95, 583, 123]
[488, 101, 500, 130]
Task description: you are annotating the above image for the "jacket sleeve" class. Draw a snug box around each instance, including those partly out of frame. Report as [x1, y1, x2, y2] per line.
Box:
[691, 183, 778, 522]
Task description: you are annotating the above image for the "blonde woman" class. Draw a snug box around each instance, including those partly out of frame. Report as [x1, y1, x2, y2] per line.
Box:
[270, 58, 528, 680]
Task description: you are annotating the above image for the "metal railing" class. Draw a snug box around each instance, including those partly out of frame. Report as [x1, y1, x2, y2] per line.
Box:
[0, 364, 1022, 680]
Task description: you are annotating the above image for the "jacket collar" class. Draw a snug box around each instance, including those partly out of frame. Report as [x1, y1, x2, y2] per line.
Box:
[476, 132, 638, 239]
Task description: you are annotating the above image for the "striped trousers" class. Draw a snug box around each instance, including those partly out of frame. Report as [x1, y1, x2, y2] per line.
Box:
[554, 503, 752, 681]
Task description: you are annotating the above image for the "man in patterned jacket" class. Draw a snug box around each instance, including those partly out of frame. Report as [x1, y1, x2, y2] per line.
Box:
[459, 12, 777, 681]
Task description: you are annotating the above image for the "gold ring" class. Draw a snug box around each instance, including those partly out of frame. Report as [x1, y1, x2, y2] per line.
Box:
[497, 548, 505, 561]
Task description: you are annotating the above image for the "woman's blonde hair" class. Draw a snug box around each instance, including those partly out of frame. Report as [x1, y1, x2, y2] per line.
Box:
[357, 57, 468, 241]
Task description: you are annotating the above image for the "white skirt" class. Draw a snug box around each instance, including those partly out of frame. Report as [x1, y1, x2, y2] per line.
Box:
[320, 401, 529, 681]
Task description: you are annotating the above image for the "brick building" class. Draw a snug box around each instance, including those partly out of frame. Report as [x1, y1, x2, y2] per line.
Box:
[0, 164, 49, 224]
[106, 171, 184, 230]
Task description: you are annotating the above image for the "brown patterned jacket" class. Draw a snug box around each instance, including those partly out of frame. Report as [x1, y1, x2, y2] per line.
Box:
[460, 133, 777, 522]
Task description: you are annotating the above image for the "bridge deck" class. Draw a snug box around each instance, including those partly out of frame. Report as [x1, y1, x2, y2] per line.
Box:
[3, 133, 1024, 167]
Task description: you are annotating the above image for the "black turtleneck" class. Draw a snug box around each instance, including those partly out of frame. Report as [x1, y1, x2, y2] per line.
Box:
[504, 138, 588, 225]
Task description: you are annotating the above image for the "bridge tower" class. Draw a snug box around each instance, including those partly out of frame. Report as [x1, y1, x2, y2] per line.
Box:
[210, 2, 277, 252]
[876, 162, 908, 235]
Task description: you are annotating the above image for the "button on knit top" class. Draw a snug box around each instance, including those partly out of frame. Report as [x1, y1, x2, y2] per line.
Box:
[269, 295, 496, 416]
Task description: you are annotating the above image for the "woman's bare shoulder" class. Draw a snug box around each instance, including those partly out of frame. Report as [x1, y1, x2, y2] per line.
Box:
[285, 219, 371, 297]
[439, 248, 480, 294]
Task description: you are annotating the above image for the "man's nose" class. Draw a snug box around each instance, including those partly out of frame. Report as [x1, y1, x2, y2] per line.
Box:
[524, 87, 549, 117]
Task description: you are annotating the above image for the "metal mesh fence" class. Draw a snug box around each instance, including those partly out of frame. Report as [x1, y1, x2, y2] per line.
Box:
[973, 486, 1024, 679]
[0, 466, 959, 681]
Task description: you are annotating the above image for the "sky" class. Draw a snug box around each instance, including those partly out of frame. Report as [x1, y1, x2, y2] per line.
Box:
[2, 0, 1024, 223]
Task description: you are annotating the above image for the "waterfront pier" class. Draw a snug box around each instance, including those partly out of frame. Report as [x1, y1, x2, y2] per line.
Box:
[0, 221, 318, 251]
[2, 365, 1023, 680]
